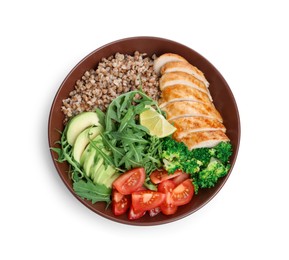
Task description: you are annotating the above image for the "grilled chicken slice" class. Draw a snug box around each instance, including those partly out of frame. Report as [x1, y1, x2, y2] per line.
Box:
[161, 61, 209, 87]
[171, 116, 226, 140]
[176, 130, 230, 150]
[162, 100, 223, 122]
[159, 84, 212, 108]
[159, 72, 212, 101]
[153, 53, 187, 75]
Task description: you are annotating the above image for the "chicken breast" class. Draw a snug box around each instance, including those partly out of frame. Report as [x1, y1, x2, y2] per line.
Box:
[153, 53, 187, 75]
[171, 116, 226, 139]
[159, 84, 212, 108]
[159, 72, 212, 101]
[161, 100, 223, 122]
[176, 130, 230, 150]
[161, 61, 209, 88]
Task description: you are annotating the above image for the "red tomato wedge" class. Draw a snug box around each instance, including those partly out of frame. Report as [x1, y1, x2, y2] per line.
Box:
[132, 191, 165, 212]
[158, 180, 178, 215]
[150, 169, 182, 184]
[172, 172, 190, 186]
[149, 207, 161, 217]
[171, 179, 194, 206]
[128, 207, 146, 220]
[112, 190, 130, 216]
[113, 168, 145, 195]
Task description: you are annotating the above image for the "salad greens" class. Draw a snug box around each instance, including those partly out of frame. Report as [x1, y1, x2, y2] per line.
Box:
[51, 125, 112, 204]
[100, 90, 163, 174]
[52, 88, 233, 204]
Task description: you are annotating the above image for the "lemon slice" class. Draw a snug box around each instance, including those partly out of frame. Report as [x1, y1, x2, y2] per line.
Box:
[140, 107, 176, 138]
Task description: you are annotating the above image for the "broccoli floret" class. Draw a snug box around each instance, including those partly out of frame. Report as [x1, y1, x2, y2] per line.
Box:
[160, 138, 232, 193]
[163, 159, 182, 174]
[161, 137, 188, 161]
[190, 147, 212, 166]
[209, 142, 232, 165]
[195, 158, 230, 189]
[161, 138, 203, 174]
[181, 158, 202, 174]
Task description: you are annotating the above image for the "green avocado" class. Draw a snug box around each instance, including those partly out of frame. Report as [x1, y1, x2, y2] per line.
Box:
[72, 125, 103, 163]
[93, 164, 116, 188]
[66, 112, 100, 146]
[79, 134, 104, 166]
[90, 156, 104, 182]
[83, 149, 96, 178]
[103, 173, 120, 188]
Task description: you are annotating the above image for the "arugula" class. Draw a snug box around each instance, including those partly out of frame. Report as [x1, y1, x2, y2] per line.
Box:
[73, 179, 111, 204]
[102, 90, 164, 174]
[51, 124, 112, 204]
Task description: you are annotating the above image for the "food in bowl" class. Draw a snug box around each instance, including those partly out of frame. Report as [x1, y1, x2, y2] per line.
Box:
[51, 50, 233, 221]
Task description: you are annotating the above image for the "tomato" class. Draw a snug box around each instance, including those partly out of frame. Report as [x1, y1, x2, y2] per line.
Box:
[161, 200, 178, 215]
[171, 179, 194, 206]
[113, 168, 145, 195]
[132, 190, 165, 211]
[148, 207, 161, 217]
[128, 206, 146, 220]
[112, 190, 130, 216]
[172, 172, 190, 186]
[150, 169, 182, 184]
[158, 180, 178, 215]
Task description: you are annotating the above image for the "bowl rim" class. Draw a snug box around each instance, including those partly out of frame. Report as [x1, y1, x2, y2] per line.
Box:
[48, 36, 241, 226]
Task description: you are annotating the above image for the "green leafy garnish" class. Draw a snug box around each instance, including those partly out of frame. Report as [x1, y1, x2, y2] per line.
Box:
[73, 179, 111, 204]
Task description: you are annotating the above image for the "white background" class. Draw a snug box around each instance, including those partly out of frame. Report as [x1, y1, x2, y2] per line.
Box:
[1, 0, 288, 259]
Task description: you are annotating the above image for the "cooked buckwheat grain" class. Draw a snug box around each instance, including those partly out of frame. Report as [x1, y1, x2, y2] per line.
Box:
[61, 51, 160, 124]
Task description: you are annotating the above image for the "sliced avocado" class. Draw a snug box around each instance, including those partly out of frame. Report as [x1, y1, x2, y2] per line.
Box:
[103, 173, 120, 188]
[79, 134, 104, 165]
[72, 126, 103, 163]
[66, 112, 100, 146]
[96, 164, 116, 185]
[83, 149, 96, 178]
[90, 156, 104, 182]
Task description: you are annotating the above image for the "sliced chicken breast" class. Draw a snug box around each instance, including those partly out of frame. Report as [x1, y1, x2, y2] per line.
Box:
[159, 72, 212, 101]
[176, 130, 230, 150]
[161, 100, 223, 122]
[153, 53, 187, 75]
[159, 84, 212, 107]
[161, 61, 209, 87]
[171, 116, 226, 139]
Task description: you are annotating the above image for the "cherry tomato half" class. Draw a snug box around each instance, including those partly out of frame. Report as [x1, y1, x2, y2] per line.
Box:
[113, 168, 145, 195]
[112, 189, 130, 216]
[158, 180, 178, 215]
[171, 179, 194, 206]
[150, 169, 182, 184]
[132, 190, 165, 212]
[128, 206, 146, 220]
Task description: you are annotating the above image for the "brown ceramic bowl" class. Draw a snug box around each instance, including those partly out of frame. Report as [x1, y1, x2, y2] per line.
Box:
[48, 36, 240, 225]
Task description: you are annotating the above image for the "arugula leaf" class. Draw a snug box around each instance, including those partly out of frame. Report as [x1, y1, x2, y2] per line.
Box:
[73, 179, 111, 204]
[102, 90, 164, 174]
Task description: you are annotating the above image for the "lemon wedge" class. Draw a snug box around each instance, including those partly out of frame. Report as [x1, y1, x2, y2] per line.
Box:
[140, 107, 176, 138]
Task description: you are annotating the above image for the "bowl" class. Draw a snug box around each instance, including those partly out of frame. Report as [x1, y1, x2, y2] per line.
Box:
[48, 36, 240, 225]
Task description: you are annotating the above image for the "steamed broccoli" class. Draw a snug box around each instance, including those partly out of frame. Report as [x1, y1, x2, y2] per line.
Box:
[208, 141, 233, 165]
[191, 141, 233, 167]
[159, 137, 232, 194]
[161, 137, 188, 162]
[162, 159, 182, 174]
[194, 158, 231, 189]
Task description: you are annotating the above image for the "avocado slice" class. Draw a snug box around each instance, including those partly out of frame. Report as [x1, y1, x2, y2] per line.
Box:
[72, 125, 103, 163]
[103, 173, 120, 188]
[95, 164, 116, 186]
[83, 149, 96, 178]
[79, 134, 104, 166]
[90, 156, 104, 182]
[66, 112, 100, 146]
